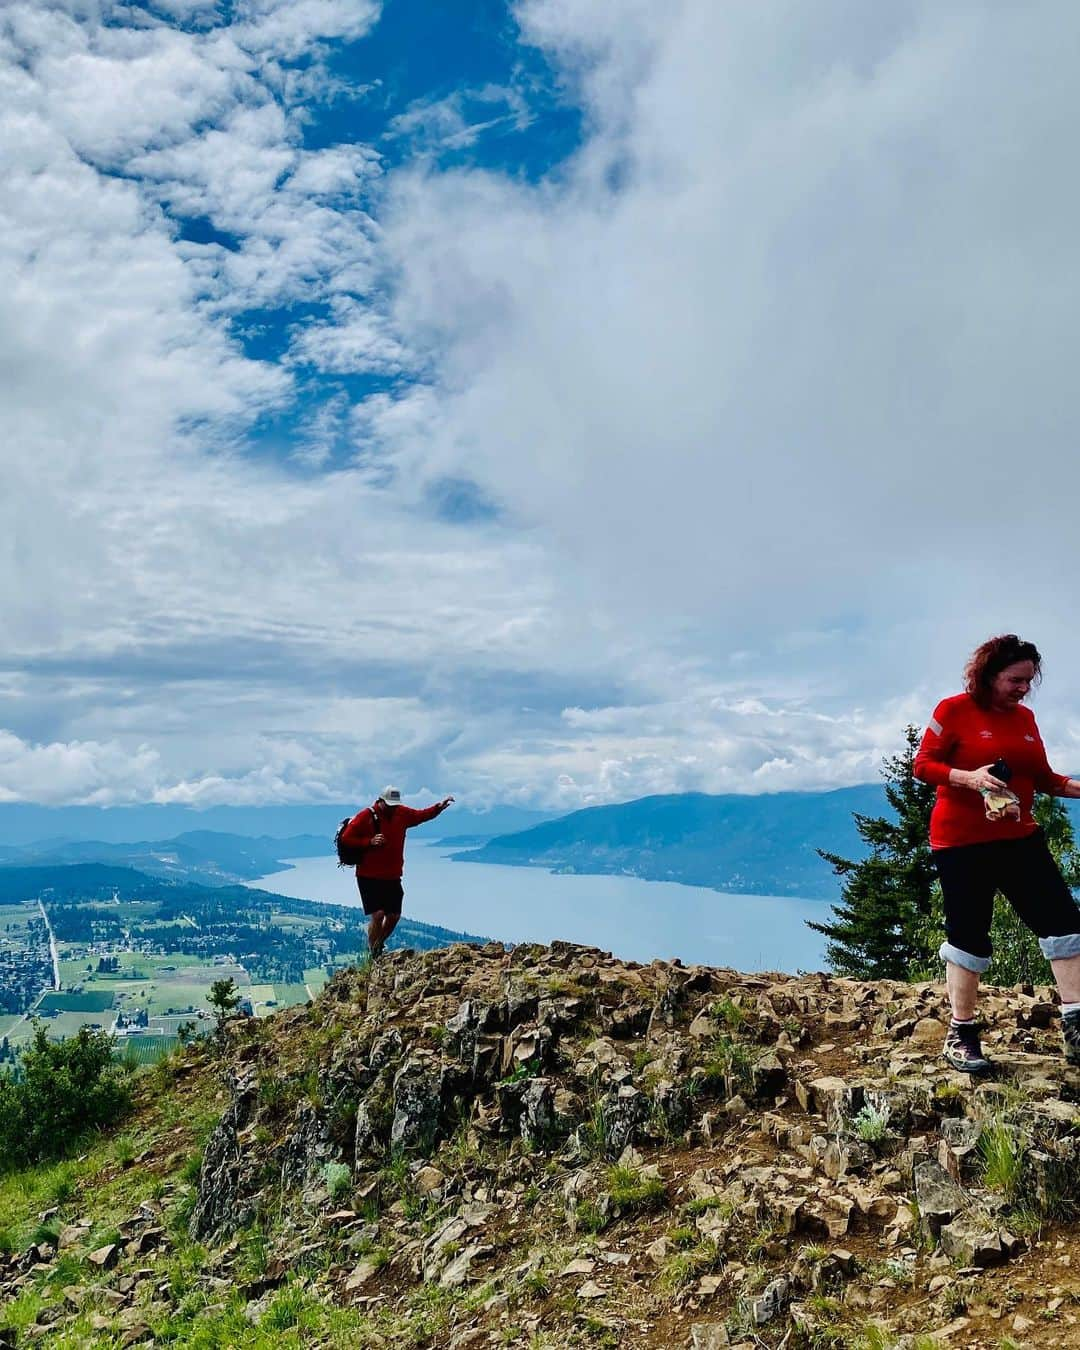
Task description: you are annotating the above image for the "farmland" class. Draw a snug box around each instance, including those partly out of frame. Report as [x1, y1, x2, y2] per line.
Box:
[0, 858, 484, 1062]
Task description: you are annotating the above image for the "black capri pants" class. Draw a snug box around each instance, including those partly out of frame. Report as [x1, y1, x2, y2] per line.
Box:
[932, 829, 1080, 973]
[356, 877, 404, 917]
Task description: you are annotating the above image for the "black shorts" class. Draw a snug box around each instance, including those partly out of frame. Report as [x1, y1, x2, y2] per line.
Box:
[932, 829, 1080, 969]
[356, 877, 404, 917]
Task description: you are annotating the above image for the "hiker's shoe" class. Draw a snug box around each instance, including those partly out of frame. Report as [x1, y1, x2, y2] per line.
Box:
[368, 937, 384, 960]
[1063, 1009, 1080, 1067]
[942, 1022, 991, 1074]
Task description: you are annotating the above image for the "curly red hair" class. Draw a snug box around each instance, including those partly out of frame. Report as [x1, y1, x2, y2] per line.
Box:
[964, 634, 1042, 708]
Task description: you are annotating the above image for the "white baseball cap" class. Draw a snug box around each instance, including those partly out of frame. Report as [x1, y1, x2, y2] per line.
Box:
[379, 786, 403, 806]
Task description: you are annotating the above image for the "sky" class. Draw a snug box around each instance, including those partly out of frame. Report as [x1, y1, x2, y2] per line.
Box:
[4, 0, 1080, 812]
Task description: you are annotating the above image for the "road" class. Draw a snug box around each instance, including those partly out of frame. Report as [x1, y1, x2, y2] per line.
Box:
[38, 900, 61, 992]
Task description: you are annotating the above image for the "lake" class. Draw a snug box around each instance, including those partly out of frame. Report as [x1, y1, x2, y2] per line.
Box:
[248, 844, 832, 973]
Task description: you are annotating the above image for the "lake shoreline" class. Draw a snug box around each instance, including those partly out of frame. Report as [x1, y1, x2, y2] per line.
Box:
[246, 843, 831, 974]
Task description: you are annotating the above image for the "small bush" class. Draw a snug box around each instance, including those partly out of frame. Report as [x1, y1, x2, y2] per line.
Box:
[698, 1035, 754, 1090]
[851, 1102, 891, 1144]
[574, 1200, 608, 1234]
[322, 1162, 352, 1202]
[711, 996, 746, 1031]
[684, 1195, 734, 1220]
[0, 1025, 131, 1169]
[979, 1118, 1024, 1199]
[659, 1237, 723, 1290]
[261, 1283, 310, 1332]
[606, 1165, 666, 1215]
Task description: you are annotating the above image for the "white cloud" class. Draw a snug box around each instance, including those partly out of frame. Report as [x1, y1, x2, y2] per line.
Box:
[386, 85, 533, 153]
[0, 731, 163, 806]
[373, 1, 1080, 721]
[6, 1, 1080, 812]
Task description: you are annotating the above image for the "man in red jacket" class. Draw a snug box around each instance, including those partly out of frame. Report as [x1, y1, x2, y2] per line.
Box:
[339, 786, 454, 958]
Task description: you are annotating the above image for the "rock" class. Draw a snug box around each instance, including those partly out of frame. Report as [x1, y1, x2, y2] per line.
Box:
[913, 1160, 968, 1237]
[938, 1118, 982, 1182]
[520, 1078, 557, 1145]
[938, 1216, 1019, 1268]
[689, 1012, 715, 1039]
[86, 1244, 119, 1269]
[414, 1166, 445, 1196]
[280, 1099, 339, 1191]
[188, 1070, 261, 1240]
[604, 1084, 649, 1155]
[57, 1223, 91, 1251]
[577, 1280, 606, 1299]
[645, 1237, 673, 1266]
[344, 1258, 381, 1291]
[126, 1227, 166, 1257]
[750, 1051, 786, 1099]
[803, 1077, 865, 1131]
[910, 1016, 945, 1046]
[751, 1277, 789, 1325]
[689, 1326, 730, 1348]
[559, 1258, 596, 1277]
[440, 1241, 490, 1288]
[390, 1056, 441, 1154]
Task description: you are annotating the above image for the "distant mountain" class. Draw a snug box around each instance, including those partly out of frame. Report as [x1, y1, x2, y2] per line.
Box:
[0, 832, 329, 887]
[0, 803, 552, 848]
[451, 787, 894, 899]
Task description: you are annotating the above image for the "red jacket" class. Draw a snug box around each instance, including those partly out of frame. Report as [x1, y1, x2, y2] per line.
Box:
[339, 802, 446, 880]
[913, 693, 1069, 849]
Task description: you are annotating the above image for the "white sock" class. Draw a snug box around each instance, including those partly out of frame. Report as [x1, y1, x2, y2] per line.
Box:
[1060, 1001, 1080, 1016]
[950, 1016, 975, 1026]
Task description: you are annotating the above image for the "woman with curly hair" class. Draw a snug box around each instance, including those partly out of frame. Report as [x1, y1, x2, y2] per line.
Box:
[913, 634, 1080, 1072]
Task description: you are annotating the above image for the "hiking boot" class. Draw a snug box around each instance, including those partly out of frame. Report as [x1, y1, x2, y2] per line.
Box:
[942, 1021, 991, 1074]
[368, 937, 384, 961]
[1063, 1009, 1080, 1067]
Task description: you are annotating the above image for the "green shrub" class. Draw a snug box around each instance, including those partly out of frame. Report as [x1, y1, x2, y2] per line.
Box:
[851, 1102, 891, 1143]
[573, 1200, 608, 1234]
[710, 996, 746, 1031]
[979, 1118, 1024, 1199]
[322, 1161, 352, 1201]
[606, 1165, 666, 1215]
[0, 1025, 131, 1169]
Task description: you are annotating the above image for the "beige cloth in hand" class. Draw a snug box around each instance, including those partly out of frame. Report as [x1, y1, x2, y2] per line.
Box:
[982, 787, 1021, 822]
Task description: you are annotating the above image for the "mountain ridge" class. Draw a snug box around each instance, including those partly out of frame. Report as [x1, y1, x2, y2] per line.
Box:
[452, 785, 892, 899]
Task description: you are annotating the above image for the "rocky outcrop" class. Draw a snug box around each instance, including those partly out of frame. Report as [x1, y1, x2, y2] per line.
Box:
[9, 941, 1080, 1350]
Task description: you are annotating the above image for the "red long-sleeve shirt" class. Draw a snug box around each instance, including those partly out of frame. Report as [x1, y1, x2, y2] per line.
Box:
[339, 802, 445, 880]
[913, 693, 1069, 849]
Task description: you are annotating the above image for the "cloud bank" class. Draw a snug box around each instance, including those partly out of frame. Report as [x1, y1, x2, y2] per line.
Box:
[4, 1, 1080, 808]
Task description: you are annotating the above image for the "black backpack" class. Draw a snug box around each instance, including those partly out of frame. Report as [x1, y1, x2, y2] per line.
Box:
[335, 808, 379, 867]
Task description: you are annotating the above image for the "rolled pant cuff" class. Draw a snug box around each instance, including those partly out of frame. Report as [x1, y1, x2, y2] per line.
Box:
[1039, 933, 1080, 961]
[939, 942, 991, 974]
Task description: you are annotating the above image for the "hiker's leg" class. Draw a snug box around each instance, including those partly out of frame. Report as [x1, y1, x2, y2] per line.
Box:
[999, 833, 1080, 999]
[368, 910, 385, 952]
[1050, 955, 1080, 1002]
[382, 912, 400, 942]
[945, 961, 980, 1020]
[934, 842, 995, 1017]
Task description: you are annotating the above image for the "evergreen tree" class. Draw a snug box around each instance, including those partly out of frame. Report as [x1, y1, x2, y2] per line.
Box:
[208, 977, 241, 1044]
[808, 727, 938, 979]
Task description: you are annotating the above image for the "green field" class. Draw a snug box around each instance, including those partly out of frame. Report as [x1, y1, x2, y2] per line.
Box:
[33, 1010, 113, 1039]
[118, 1035, 178, 1064]
[0, 902, 36, 929]
[273, 983, 313, 1007]
[38, 990, 116, 1013]
[303, 967, 330, 995]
